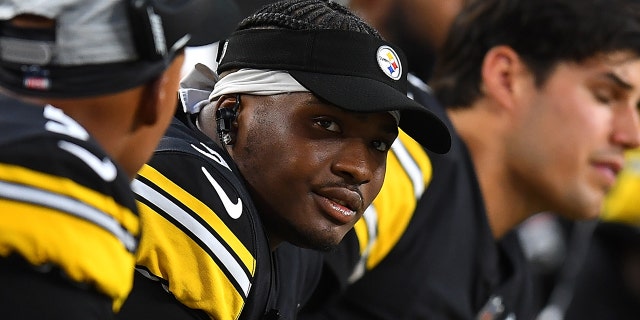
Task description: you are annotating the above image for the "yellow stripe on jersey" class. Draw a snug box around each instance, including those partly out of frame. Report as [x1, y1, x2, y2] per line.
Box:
[353, 131, 432, 270]
[602, 148, 640, 226]
[136, 202, 245, 320]
[0, 165, 138, 311]
[0, 163, 139, 238]
[132, 179, 252, 295]
[137, 164, 255, 272]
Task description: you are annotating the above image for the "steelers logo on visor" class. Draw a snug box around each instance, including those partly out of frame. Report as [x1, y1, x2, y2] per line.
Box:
[376, 45, 402, 80]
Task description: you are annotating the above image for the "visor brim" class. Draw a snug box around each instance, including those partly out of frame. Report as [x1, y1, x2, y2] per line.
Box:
[290, 70, 451, 154]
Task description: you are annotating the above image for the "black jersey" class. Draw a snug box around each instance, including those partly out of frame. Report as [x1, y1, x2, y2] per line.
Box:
[118, 111, 322, 320]
[0, 94, 139, 312]
[300, 76, 436, 315]
[563, 222, 640, 320]
[561, 149, 640, 319]
[298, 127, 432, 316]
[300, 77, 534, 320]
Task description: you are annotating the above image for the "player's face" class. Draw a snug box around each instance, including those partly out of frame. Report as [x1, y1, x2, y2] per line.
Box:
[505, 51, 640, 220]
[229, 92, 398, 251]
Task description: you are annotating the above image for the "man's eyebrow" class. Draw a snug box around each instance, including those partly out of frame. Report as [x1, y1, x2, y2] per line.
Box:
[604, 72, 634, 90]
[601, 72, 640, 109]
[304, 93, 400, 135]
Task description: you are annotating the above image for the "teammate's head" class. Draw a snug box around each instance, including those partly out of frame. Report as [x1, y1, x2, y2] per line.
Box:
[0, 0, 240, 177]
[432, 0, 640, 108]
[430, 0, 640, 235]
[196, 0, 450, 250]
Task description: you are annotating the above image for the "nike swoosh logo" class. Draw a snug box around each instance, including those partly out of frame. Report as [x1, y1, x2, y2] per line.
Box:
[201, 167, 243, 219]
[58, 140, 117, 182]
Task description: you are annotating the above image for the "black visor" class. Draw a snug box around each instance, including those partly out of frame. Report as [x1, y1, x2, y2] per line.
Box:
[217, 29, 451, 154]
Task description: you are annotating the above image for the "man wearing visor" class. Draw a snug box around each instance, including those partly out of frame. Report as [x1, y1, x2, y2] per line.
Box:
[118, 0, 450, 319]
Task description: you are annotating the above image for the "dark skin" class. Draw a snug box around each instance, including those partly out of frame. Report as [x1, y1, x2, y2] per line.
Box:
[199, 93, 398, 251]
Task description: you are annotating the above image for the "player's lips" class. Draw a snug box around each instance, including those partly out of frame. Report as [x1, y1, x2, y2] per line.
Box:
[592, 155, 624, 189]
[314, 187, 363, 225]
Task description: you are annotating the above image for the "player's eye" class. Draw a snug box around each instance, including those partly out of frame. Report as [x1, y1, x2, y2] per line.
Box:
[315, 118, 341, 133]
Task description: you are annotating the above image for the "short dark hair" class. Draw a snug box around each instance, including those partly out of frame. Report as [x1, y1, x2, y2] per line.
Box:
[431, 0, 640, 108]
[236, 0, 380, 36]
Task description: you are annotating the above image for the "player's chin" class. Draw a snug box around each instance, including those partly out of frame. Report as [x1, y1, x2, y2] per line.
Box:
[305, 241, 339, 253]
[295, 228, 348, 252]
[558, 195, 604, 221]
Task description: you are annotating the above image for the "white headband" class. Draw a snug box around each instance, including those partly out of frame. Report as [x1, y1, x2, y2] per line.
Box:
[180, 67, 400, 123]
[179, 68, 304, 114]
[210, 68, 400, 123]
[209, 68, 308, 101]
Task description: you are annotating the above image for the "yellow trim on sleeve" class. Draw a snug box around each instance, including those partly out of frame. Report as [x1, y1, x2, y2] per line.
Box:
[0, 199, 135, 311]
[366, 131, 432, 269]
[136, 202, 246, 320]
[0, 163, 139, 236]
[137, 164, 255, 273]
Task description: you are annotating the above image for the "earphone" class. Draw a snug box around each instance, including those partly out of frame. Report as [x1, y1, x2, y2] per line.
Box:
[215, 94, 240, 145]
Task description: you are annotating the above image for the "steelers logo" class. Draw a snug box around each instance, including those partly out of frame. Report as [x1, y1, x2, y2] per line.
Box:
[376, 45, 402, 80]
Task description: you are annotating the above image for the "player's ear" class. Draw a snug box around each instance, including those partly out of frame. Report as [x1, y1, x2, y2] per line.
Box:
[214, 94, 240, 146]
[132, 75, 165, 129]
[197, 94, 240, 146]
[132, 54, 185, 129]
[481, 45, 523, 111]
